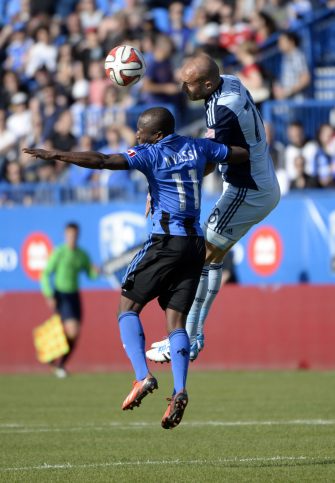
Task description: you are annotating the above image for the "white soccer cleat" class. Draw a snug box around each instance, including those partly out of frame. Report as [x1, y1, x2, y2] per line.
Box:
[150, 337, 168, 349]
[146, 338, 171, 363]
[54, 367, 68, 379]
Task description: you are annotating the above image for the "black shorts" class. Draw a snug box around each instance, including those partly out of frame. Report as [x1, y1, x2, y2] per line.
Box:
[54, 290, 82, 322]
[121, 234, 206, 315]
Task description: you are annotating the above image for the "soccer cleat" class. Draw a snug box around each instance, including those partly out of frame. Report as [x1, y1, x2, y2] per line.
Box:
[150, 337, 168, 349]
[161, 390, 188, 429]
[189, 341, 199, 362]
[122, 375, 158, 410]
[54, 367, 68, 379]
[146, 338, 171, 363]
[197, 334, 205, 352]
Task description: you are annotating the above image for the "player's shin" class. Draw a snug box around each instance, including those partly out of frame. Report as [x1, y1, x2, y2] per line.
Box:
[118, 311, 149, 381]
[169, 328, 190, 394]
[197, 263, 223, 337]
[185, 265, 209, 344]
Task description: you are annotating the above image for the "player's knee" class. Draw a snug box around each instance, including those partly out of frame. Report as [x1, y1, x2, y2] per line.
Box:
[63, 321, 80, 340]
[118, 296, 142, 317]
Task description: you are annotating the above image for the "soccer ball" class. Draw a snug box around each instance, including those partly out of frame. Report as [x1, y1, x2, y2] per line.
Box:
[104, 45, 146, 87]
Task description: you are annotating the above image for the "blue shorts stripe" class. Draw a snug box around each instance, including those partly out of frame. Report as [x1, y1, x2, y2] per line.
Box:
[122, 235, 153, 284]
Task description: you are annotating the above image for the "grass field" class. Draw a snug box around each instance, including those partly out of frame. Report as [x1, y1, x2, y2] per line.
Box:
[0, 371, 334, 482]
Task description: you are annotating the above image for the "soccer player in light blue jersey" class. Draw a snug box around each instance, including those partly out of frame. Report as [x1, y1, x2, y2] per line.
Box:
[149, 54, 281, 363]
[24, 107, 247, 429]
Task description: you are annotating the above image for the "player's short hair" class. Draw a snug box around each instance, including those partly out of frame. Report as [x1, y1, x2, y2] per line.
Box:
[140, 107, 175, 136]
[66, 222, 79, 231]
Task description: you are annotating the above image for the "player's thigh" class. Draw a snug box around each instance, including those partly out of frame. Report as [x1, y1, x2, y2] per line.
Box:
[55, 291, 82, 323]
[121, 235, 174, 308]
[63, 319, 80, 339]
[158, 236, 206, 315]
[204, 184, 279, 251]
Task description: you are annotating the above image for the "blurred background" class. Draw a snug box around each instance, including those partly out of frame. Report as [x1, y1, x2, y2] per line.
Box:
[0, 0, 334, 372]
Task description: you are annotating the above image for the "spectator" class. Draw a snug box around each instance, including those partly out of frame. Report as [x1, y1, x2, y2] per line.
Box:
[37, 84, 63, 142]
[70, 78, 104, 143]
[25, 26, 57, 78]
[77, 0, 104, 31]
[4, 24, 32, 77]
[313, 123, 335, 187]
[88, 60, 109, 107]
[250, 10, 278, 45]
[0, 70, 22, 110]
[6, 91, 31, 140]
[4, 160, 24, 185]
[66, 135, 95, 187]
[167, 2, 192, 58]
[35, 159, 58, 183]
[48, 110, 77, 152]
[235, 41, 271, 105]
[0, 109, 16, 179]
[99, 125, 135, 190]
[65, 13, 83, 49]
[141, 34, 180, 106]
[283, 121, 318, 181]
[264, 122, 289, 195]
[218, 3, 252, 55]
[289, 154, 321, 190]
[273, 31, 311, 100]
[75, 28, 104, 78]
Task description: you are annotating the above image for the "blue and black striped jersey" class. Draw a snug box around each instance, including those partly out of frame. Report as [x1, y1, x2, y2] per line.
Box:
[122, 133, 229, 236]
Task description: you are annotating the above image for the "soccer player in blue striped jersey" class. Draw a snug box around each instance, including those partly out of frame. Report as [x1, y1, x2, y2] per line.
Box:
[148, 54, 281, 363]
[23, 107, 247, 429]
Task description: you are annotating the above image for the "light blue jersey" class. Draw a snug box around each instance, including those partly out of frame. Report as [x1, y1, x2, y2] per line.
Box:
[205, 75, 278, 191]
[122, 134, 229, 236]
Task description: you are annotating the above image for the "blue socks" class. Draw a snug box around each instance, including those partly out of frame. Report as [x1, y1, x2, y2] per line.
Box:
[119, 312, 190, 393]
[185, 265, 209, 344]
[118, 311, 148, 381]
[169, 328, 190, 394]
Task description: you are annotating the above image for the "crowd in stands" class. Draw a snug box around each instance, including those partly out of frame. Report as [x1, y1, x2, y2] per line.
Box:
[0, 0, 334, 205]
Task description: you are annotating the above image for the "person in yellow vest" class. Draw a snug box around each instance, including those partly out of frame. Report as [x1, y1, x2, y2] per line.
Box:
[40, 222, 99, 377]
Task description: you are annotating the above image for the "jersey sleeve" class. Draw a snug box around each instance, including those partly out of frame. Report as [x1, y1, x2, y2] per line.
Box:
[121, 144, 150, 174]
[81, 250, 99, 280]
[200, 139, 229, 164]
[40, 247, 61, 298]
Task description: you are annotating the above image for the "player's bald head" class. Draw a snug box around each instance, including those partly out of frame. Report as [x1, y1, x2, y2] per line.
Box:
[180, 54, 222, 101]
[137, 107, 175, 144]
[139, 107, 175, 136]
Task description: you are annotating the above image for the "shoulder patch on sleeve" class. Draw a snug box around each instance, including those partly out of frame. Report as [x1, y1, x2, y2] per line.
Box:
[127, 149, 136, 157]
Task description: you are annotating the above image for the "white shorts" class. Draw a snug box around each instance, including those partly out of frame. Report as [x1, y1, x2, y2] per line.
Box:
[203, 181, 281, 250]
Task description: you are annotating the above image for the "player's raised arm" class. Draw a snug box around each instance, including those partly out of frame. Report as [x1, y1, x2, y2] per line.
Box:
[22, 148, 130, 170]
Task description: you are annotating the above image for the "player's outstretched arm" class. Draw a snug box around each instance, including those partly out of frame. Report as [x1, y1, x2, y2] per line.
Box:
[22, 149, 129, 170]
[226, 146, 249, 164]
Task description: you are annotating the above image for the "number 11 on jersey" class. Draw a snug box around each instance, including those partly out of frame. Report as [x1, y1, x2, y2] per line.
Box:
[172, 169, 200, 211]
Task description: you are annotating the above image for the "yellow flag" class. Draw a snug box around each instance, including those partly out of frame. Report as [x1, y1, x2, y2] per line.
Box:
[33, 315, 70, 363]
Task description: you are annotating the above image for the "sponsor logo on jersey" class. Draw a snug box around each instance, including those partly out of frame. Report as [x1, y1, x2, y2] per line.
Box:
[127, 149, 136, 157]
[205, 128, 215, 139]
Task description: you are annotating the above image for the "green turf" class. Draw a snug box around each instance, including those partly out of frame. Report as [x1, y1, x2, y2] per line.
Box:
[0, 371, 334, 482]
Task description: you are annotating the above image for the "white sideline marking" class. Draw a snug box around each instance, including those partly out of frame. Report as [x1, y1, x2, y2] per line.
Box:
[1, 456, 334, 473]
[0, 419, 334, 433]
